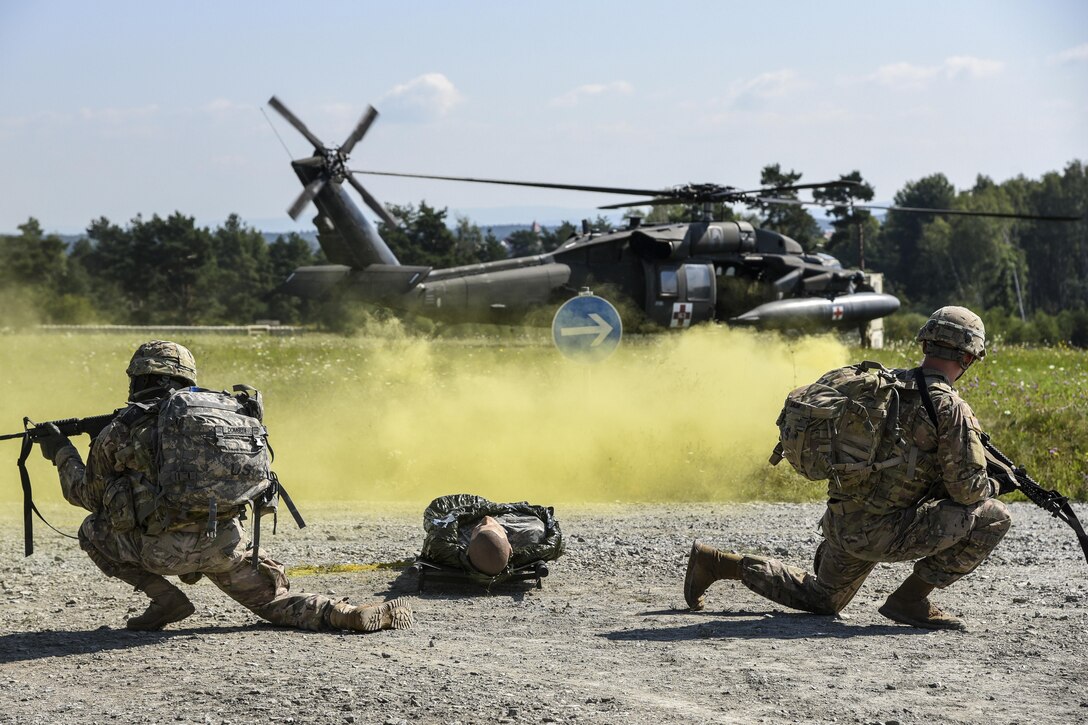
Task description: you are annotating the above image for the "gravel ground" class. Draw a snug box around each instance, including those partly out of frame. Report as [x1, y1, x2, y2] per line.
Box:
[1, 501, 1086, 725]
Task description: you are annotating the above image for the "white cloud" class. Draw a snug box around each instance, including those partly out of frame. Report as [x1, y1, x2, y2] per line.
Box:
[204, 98, 248, 113]
[550, 81, 633, 107]
[726, 69, 805, 107]
[865, 56, 1003, 89]
[77, 104, 160, 122]
[380, 73, 463, 122]
[1047, 43, 1088, 65]
[731, 69, 802, 100]
[944, 56, 1004, 78]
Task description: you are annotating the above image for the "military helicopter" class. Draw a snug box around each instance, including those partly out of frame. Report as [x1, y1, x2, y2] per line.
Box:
[267, 97, 1077, 331]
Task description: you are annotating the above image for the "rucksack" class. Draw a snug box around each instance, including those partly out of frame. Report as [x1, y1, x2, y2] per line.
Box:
[152, 385, 304, 558]
[769, 361, 919, 491]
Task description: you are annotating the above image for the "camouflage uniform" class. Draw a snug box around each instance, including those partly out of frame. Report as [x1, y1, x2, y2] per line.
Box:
[739, 366, 1011, 615]
[420, 494, 564, 586]
[54, 412, 340, 630]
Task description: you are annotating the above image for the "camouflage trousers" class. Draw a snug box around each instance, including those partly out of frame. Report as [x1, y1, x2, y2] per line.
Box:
[78, 513, 337, 630]
[738, 498, 1011, 615]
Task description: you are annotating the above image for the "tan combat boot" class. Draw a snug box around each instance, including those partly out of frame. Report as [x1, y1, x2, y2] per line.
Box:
[326, 598, 414, 632]
[878, 573, 966, 631]
[127, 575, 196, 631]
[683, 540, 743, 611]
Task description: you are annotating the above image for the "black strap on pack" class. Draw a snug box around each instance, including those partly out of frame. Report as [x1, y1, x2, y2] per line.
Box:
[16, 424, 78, 557]
[913, 367, 939, 429]
[249, 474, 306, 568]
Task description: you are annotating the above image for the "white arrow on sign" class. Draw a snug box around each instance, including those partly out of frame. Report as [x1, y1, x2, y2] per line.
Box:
[559, 313, 614, 347]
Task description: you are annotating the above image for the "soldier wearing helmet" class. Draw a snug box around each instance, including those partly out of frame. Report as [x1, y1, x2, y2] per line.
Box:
[35, 341, 413, 633]
[684, 307, 1011, 631]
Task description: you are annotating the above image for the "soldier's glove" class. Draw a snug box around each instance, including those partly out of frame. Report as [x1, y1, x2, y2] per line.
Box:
[986, 456, 1019, 496]
[996, 472, 1018, 496]
[35, 423, 70, 464]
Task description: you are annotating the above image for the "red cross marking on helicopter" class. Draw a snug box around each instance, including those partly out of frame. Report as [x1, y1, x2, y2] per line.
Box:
[671, 303, 693, 328]
[832, 304, 845, 321]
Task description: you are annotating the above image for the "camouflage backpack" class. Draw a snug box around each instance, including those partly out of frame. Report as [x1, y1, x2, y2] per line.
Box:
[153, 385, 303, 548]
[769, 361, 920, 494]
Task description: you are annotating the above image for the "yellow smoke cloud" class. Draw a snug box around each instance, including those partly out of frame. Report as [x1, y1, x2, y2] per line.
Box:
[1, 328, 848, 507]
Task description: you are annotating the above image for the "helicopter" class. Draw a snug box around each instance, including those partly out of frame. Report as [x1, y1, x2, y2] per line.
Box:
[267, 97, 1079, 332]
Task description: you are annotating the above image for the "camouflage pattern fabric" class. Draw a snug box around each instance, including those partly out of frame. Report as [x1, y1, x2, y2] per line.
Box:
[126, 340, 198, 384]
[56, 402, 339, 631]
[155, 388, 272, 525]
[420, 494, 563, 585]
[854, 367, 998, 514]
[738, 366, 1011, 614]
[739, 498, 1011, 614]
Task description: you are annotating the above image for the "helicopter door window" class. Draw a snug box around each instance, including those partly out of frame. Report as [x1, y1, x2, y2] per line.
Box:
[658, 268, 679, 298]
[684, 265, 713, 301]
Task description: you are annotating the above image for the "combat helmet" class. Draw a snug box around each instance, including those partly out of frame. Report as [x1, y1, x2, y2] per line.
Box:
[126, 340, 198, 386]
[917, 306, 986, 365]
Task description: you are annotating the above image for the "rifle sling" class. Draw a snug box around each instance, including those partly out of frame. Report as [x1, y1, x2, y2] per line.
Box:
[913, 367, 939, 429]
[17, 432, 77, 557]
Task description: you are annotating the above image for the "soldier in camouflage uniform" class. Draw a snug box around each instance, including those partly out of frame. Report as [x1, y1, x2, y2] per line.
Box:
[36, 340, 413, 633]
[420, 494, 564, 585]
[684, 307, 1011, 630]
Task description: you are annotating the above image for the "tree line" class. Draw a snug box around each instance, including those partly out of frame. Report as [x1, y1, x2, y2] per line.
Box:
[1, 161, 1085, 342]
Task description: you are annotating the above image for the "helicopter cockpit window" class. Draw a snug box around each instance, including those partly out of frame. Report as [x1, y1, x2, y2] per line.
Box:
[684, 264, 713, 301]
[659, 268, 679, 298]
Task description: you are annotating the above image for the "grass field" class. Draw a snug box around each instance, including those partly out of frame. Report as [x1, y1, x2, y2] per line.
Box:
[2, 327, 1084, 507]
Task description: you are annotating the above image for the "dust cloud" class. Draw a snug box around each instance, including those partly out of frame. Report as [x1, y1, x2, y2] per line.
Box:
[269, 327, 847, 504]
[0, 328, 848, 508]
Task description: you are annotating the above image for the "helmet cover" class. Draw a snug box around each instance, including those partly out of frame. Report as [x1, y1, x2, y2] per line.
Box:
[126, 340, 198, 385]
[917, 306, 986, 360]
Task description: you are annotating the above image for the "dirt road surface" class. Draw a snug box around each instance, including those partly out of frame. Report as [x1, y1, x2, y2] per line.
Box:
[2, 502, 1086, 724]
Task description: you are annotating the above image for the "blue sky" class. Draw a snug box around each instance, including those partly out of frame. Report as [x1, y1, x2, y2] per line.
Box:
[1, 1, 1085, 234]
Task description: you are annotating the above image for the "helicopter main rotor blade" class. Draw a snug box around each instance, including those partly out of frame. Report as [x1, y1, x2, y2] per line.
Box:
[595, 185, 860, 209]
[352, 169, 675, 198]
[347, 174, 399, 227]
[725, 180, 862, 198]
[340, 106, 378, 157]
[287, 176, 327, 220]
[293, 155, 325, 168]
[268, 96, 326, 150]
[597, 198, 678, 210]
[756, 196, 1084, 222]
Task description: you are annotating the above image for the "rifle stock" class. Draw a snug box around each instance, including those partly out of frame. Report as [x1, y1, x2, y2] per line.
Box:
[982, 433, 1088, 566]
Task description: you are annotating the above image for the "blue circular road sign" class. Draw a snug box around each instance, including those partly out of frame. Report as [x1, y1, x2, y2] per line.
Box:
[551, 292, 623, 362]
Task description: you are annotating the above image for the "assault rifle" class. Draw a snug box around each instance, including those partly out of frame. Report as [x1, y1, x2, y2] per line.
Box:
[3, 409, 122, 556]
[0, 411, 121, 444]
[982, 432, 1088, 566]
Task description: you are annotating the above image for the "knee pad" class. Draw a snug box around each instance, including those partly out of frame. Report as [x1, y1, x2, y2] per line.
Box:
[976, 498, 1012, 533]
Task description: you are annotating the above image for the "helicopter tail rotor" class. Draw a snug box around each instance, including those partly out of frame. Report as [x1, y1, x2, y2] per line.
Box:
[267, 96, 395, 224]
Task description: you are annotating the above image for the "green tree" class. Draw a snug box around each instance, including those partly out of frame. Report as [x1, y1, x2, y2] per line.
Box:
[812, 171, 876, 269]
[876, 173, 956, 303]
[505, 228, 543, 257]
[541, 221, 578, 252]
[382, 202, 477, 268]
[266, 232, 324, 324]
[82, 213, 217, 324]
[209, 214, 273, 323]
[0, 218, 68, 289]
[1020, 161, 1088, 314]
[452, 216, 506, 262]
[757, 164, 821, 247]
